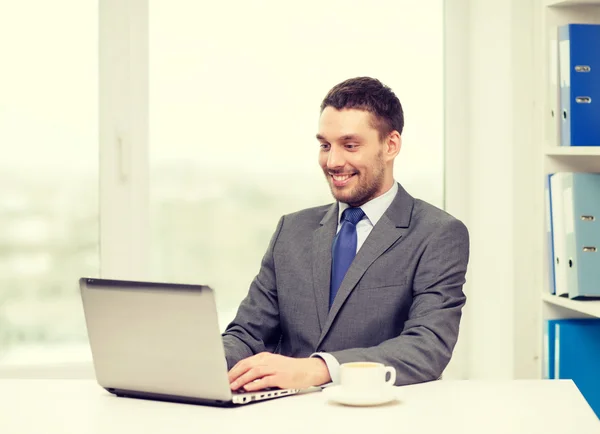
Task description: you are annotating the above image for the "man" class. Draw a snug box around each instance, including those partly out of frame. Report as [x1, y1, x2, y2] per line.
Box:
[222, 77, 469, 392]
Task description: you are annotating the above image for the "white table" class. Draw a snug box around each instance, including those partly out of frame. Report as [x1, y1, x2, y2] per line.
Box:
[1, 379, 598, 434]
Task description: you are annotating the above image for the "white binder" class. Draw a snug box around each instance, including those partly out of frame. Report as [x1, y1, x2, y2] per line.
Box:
[550, 172, 569, 297]
[546, 26, 560, 147]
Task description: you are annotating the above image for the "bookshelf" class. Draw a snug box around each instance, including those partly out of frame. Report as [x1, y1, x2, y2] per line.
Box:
[537, 0, 600, 376]
[542, 293, 600, 318]
[547, 0, 600, 6]
[545, 148, 600, 156]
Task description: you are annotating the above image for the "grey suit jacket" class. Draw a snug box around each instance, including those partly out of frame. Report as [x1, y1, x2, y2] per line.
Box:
[222, 182, 470, 386]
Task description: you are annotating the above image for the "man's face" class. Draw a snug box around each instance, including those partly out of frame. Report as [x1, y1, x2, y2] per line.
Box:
[317, 107, 389, 207]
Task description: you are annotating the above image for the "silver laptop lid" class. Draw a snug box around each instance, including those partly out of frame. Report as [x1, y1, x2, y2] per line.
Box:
[79, 278, 232, 402]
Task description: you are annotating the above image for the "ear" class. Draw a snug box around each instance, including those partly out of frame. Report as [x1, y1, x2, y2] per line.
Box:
[383, 131, 401, 161]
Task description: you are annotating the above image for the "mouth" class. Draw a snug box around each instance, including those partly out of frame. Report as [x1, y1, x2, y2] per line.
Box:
[330, 173, 356, 188]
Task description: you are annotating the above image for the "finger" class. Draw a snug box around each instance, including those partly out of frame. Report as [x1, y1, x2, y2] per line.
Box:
[228, 356, 257, 383]
[230, 366, 271, 391]
[228, 353, 272, 383]
[241, 375, 278, 392]
[228, 361, 249, 384]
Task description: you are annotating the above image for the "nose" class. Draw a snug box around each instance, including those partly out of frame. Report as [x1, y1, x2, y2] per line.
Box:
[326, 145, 345, 170]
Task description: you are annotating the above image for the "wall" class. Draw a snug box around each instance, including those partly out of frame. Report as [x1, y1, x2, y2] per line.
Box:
[449, 0, 538, 379]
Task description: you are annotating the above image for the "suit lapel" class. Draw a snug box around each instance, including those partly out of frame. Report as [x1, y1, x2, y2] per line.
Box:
[316, 183, 414, 347]
[311, 203, 339, 331]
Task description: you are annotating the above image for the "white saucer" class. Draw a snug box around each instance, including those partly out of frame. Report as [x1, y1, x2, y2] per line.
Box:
[322, 385, 398, 407]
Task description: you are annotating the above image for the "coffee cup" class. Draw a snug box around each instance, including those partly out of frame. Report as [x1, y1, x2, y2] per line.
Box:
[339, 362, 396, 395]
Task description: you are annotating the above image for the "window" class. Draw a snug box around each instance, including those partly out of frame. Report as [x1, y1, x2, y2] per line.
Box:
[0, 1, 98, 369]
[0, 0, 445, 375]
[148, 0, 444, 329]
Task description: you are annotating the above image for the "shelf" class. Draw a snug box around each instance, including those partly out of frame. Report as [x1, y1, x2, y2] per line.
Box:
[545, 147, 600, 156]
[547, 0, 600, 6]
[542, 293, 600, 317]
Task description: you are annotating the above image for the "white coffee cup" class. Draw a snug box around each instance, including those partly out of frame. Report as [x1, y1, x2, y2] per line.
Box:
[340, 362, 396, 395]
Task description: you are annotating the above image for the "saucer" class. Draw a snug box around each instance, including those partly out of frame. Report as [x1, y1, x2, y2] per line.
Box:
[322, 385, 397, 407]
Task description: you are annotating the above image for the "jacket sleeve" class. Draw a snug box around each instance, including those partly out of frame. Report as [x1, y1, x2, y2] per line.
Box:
[221, 216, 284, 370]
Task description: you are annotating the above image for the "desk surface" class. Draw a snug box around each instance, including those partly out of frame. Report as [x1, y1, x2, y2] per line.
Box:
[1, 379, 599, 434]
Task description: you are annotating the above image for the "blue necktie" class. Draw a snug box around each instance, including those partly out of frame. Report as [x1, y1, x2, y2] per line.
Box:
[330, 207, 365, 308]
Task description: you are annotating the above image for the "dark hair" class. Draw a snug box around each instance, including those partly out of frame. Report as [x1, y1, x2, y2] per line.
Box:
[320, 77, 404, 140]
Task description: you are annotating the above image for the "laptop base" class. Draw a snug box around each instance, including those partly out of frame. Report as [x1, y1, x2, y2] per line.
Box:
[106, 387, 237, 408]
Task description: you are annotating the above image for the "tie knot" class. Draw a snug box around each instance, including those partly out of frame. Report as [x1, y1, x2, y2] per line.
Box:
[342, 207, 365, 225]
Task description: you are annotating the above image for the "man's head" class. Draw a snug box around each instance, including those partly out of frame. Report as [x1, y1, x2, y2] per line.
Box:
[317, 77, 403, 207]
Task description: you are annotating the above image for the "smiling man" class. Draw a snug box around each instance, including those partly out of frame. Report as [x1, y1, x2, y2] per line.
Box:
[222, 77, 470, 392]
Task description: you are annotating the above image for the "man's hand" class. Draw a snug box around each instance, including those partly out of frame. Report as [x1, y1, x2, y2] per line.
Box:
[228, 352, 331, 392]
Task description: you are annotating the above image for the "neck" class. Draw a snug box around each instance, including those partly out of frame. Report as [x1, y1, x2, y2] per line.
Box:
[369, 177, 395, 202]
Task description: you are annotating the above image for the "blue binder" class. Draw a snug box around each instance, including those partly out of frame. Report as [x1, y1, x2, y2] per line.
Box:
[562, 173, 600, 299]
[546, 174, 556, 294]
[558, 24, 600, 146]
[553, 319, 600, 418]
[543, 319, 558, 379]
[544, 318, 591, 379]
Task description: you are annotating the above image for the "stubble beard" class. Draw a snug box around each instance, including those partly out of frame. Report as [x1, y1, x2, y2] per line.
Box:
[325, 153, 386, 207]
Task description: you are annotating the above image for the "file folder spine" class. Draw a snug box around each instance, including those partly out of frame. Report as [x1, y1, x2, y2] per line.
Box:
[543, 319, 556, 379]
[559, 24, 600, 147]
[550, 173, 568, 297]
[553, 319, 600, 419]
[546, 174, 556, 294]
[564, 173, 600, 299]
[547, 27, 560, 147]
[559, 25, 571, 146]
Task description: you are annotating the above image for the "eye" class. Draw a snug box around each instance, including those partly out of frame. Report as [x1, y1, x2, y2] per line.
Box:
[345, 143, 358, 149]
[319, 143, 330, 150]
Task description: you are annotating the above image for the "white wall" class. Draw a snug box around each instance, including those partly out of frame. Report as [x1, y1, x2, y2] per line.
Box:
[449, 0, 538, 379]
[442, 0, 471, 380]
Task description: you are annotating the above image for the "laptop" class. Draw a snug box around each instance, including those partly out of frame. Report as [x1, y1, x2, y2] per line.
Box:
[79, 277, 300, 406]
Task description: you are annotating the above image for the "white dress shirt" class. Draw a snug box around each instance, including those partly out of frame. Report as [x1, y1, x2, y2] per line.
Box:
[311, 181, 399, 385]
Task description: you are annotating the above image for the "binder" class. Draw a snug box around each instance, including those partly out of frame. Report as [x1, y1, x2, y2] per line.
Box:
[558, 24, 600, 147]
[546, 26, 560, 147]
[553, 319, 600, 418]
[543, 319, 558, 379]
[550, 173, 568, 297]
[562, 172, 600, 299]
[546, 174, 556, 294]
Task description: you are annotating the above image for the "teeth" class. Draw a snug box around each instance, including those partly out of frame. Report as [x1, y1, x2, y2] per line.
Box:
[332, 174, 352, 181]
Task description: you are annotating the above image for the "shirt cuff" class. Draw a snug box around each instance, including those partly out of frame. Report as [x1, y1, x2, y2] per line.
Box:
[310, 352, 340, 386]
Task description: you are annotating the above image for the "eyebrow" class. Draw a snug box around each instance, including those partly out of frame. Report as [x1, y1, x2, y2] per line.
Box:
[316, 134, 362, 142]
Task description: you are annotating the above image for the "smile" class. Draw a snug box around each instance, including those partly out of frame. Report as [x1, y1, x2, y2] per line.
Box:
[330, 173, 356, 187]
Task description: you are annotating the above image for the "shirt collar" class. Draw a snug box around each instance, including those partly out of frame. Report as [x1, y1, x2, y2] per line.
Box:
[338, 181, 398, 226]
